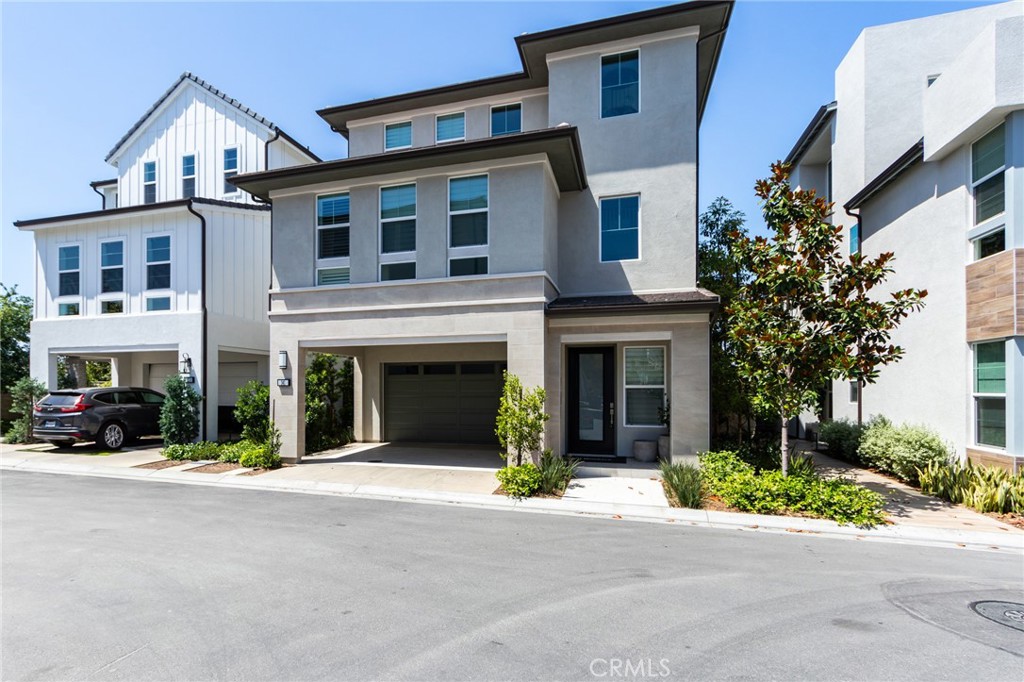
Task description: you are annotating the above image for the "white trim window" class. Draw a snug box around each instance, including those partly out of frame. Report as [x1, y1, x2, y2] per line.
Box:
[316, 192, 351, 286]
[849, 381, 859, 404]
[436, 112, 465, 143]
[490, 103, 522, 136]
[145, 235, 172, 312]
[600, 194, 640, 262]
[448, 174, 488, 277]
[182, 154, 197, 199]
[385, 121, 412, 150]
[380, 183, 416, 281]
[972, 228, 1006, 261]
[143, 161, 157, 204]
[99, 239, 125, 315]
[973, 341, 1006, 449]
[624, 347, 665, 427]
[972, 123, 1006, 226]
[223, 147, 240, 195]
[601, 50, 640, 118]
[57, 244, 81, 316]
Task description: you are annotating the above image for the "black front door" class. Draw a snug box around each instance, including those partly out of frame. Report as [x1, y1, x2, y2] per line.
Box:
[567, 347, 616, 456]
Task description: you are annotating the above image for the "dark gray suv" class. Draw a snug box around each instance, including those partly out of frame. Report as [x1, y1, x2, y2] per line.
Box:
[33, 387, 165, 449]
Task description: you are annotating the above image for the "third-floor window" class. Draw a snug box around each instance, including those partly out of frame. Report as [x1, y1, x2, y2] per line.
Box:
[601, 50, 639, 118]
[143, 161, 157, 204]
[491, 104, 522, 136]
[182, 154, 196, 199]
[972, 123, 1005, 225]
[385, 121, 412, 150]
[223, 147, 239, 194]
[436, 113, 465, 143]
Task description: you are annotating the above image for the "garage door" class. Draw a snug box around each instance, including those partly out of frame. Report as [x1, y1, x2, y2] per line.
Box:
[218, 362, 259, 406]
[383, 362, 505, 444]
[148, 363, 178, 393]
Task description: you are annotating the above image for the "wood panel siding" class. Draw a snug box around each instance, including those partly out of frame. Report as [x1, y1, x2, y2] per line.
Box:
[966, 447, 1023, 475]
[966, 248, 1021, 343]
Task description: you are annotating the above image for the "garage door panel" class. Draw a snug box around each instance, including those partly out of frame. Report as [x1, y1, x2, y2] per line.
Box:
[148, 364, 178, 393]
[383, 362, 503, 444]
[218, 362, 258, 406]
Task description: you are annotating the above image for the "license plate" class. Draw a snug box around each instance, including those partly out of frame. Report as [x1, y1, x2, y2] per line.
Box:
[44, 420, 57, 428]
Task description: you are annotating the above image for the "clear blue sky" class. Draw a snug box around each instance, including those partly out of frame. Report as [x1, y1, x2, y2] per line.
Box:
[1, 0, 998, 296]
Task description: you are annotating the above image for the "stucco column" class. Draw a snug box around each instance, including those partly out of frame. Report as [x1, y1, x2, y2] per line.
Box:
[109, 354, 129, 386]
[670, 320, 711, 465]
[270, 339, 305, 462]
[204, 344, 219, 442]
[506, 310, 547, 464]
[352, 351, 366, 442]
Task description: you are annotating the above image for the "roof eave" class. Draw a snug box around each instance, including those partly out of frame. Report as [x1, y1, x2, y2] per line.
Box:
[784, 101, 837, 166]
[230, 127, 587, 200]
[844, 139, 925, 211]
[14, 197, 269, 230]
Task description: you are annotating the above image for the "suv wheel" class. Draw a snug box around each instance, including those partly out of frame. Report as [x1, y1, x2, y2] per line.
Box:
[100, 423, 126, 450]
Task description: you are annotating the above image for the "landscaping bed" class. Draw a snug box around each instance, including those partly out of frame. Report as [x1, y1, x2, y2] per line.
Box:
[134, 460, 184, 471]
[187, 462, 241, 474]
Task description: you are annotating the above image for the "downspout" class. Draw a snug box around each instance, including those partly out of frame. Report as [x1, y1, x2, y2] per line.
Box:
[186, 200, 209, 441]
[91, 184, 106, 210]
[845, 206, 863, 426]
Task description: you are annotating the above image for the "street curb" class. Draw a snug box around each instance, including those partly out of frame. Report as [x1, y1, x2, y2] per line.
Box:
[2, 460, 1021, 554]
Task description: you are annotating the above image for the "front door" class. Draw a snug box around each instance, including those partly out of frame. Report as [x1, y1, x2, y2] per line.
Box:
[567, 347, 616, 456]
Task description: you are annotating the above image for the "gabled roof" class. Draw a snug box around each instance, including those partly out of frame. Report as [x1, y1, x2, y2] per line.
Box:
[104, 72, 321, 164]
[318, 1, 734, 136]
[785, 101, 837, 166]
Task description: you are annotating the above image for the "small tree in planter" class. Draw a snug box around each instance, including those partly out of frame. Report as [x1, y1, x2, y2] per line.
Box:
[495, 371, 549, 467]
[159, 373, 202, 445]
[657, 400, 671, 460]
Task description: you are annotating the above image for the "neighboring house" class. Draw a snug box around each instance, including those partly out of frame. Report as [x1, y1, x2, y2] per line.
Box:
[15, 73, 319, 440]
[785, 1, 1023, 471]
[232, 1, 732, 462]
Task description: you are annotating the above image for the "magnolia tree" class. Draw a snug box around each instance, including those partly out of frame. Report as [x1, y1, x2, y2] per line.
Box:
[728, 163, 927, 474]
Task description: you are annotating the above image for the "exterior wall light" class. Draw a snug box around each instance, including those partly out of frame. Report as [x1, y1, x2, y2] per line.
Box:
[278, 350, 288, 370]
[179, 353, 195, 383]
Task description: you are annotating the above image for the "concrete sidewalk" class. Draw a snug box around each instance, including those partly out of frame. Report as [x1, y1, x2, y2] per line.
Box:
[1, 442, 1020, 553]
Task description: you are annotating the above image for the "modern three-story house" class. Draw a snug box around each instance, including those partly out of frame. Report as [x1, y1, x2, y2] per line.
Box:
[785, 1, 1023, 472]
[232, 1, 732, 462]
[15, 72, 319, 440]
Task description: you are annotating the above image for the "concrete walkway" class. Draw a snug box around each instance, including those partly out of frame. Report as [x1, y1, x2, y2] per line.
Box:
[1, 441, 1020, 553]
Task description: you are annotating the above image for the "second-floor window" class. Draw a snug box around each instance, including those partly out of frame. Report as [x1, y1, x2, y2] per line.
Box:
[146, 235, 171, 291]
[317, 193, 350, 286]
[491, 104, 522, 136]
[601, 50, 639, 118]
[143, 161, 157, 204]
[100, 241, 124, 294]
[449, 175, 488, 276]
[223, 147, 239, 194]
[182, 154, 196, 199]
[972, 123, 1005, 225]
[436, 113, 465, 143]
[385, 122, 412, 150]
[58, 245, 80, 298]
[380, 184, 416, 281]
[600, 195, 639, 262]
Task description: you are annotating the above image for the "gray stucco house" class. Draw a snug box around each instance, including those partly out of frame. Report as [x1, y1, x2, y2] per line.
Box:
[232, 1, 732, 462]
[786, 1, 1023, 472]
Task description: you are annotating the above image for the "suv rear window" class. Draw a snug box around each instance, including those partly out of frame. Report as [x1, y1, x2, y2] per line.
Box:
[39, 393, 83, 406]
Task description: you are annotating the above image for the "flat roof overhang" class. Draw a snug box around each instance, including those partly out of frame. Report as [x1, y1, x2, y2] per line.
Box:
[317, 1, 733, 136]
[230, 126, 587, 200]
[546, 291, 720, 317]
[14, 197, 269, 230]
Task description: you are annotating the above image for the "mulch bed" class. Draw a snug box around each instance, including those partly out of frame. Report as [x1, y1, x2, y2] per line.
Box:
[188, 462, 242, 474]
[989, 512, 1024, 530]
[134, 460, 184, 470]
[493, 486, 565, 499]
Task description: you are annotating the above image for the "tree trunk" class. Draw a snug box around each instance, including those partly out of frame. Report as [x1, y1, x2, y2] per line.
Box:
[780, 414, 789, 476]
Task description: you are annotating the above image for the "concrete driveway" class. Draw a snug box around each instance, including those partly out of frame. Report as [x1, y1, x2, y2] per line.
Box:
[271, 442, 503, 495]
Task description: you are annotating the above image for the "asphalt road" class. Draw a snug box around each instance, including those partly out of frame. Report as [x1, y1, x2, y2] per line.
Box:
[2, 471, 1022, 681]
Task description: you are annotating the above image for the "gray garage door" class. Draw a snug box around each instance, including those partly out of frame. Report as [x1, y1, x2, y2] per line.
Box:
[148, 363, 178, 393]
[383, 362, 505, 444]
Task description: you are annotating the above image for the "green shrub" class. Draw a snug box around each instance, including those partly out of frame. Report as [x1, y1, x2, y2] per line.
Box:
[159, 374, 202, 445]
[239, 444, 281, 470]
[234, 380, 270, 443]
[305, 354, 353, 454]
[918, 460, 1024, 514]
[818, 419, 863, 463]
[699, 449, 885, 526]
[4, 376, 46, 444]
[660, 461, 704, 508]
[496, 463, 542, 499]
[163, 441, 221, 461]
[537, 449, 578, 495]
[788, 452, 817, 479]
[858, 417, 952, 485]
[495, 372, 549, 466]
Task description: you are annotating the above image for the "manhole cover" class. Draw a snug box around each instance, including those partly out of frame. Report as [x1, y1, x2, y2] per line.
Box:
[971, 601, 1024, 632]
